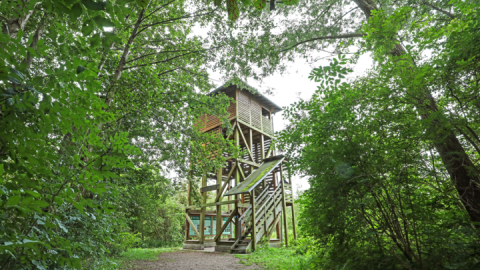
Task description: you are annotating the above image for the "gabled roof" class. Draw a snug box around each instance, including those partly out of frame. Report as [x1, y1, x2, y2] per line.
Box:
[208, 79, 283, 114]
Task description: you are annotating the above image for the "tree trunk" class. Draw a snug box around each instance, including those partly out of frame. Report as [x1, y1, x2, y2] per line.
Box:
[2, 0, 35, 39]
[352, 0, 480, 223]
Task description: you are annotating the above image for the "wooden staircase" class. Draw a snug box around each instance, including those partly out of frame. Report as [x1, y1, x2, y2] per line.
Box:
[230, 184, 284, 253]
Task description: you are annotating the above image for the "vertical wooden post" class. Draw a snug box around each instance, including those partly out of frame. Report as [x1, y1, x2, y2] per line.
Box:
[234, 125, 241, 240]
[199, 172, 207, 244]
[289, 175, 297, 241]
[280, 164, 288, 247]
[249, 128, 254, 174]
[216, 168, 222, 242]
[251, 189, 257, 251]
[260, 134, 266, 189]
[185, 170, 192, 241]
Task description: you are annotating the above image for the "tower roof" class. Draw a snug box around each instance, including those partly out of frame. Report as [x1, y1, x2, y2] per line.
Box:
[208, 79, 283, 114]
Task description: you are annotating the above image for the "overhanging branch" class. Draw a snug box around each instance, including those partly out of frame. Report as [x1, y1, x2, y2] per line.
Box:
[281, 33, 363, 52]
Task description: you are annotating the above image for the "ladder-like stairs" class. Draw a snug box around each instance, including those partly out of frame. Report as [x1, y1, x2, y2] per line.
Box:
[230, 184, 284, 254]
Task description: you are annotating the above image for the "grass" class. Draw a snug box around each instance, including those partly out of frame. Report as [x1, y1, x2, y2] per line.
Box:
[234, 245, 310, 270]
[115, 247, 180, 269]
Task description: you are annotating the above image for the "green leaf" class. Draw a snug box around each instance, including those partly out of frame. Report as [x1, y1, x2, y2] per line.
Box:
[70, 3, 83, 20]
[82, 0, 106, 10]
[227, 0, 239, 21]
[90, 33, 101, 48]
[252, 0, 266, 10]
[93, 16, 115, 28]
[6, 195, 21, 207]
[82, 20, 95, 36]
[25, 190, 41, 198]
[135, 0, 149, 7]
[104, 32, 121, 43]
[34, 201, 50, 208]
[76, 65, 86, 74]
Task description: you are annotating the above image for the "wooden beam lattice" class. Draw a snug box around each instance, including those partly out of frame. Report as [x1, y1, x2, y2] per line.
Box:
[216, 163, 237, 202]
[237, 122, 255, 162]
[184, 212, 200, 238]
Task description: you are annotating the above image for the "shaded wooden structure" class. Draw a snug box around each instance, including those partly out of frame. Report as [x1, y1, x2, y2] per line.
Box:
[183, 81, 297, 253]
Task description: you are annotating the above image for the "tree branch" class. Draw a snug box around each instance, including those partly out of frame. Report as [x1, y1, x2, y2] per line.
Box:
[141, 0, 176, 22]
[421, 0, 455, 19]
[281, 33, 363, 52]
[123, 51, 198, 70]
[136, 8, 216, 37]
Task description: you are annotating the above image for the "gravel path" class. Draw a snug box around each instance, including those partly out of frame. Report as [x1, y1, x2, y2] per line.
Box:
[124, 249, 263, 270]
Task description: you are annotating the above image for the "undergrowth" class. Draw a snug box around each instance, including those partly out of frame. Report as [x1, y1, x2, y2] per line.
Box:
[115, 247, 180, 269]
[235, 245, 312, 270]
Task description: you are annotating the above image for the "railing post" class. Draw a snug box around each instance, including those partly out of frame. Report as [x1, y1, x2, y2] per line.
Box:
[216, 168, 222, 243]
[200, 172, 207, 245]
[289, 175, 297, 241]
[251, 189, 256, 251]
[280, 165, 288, 247]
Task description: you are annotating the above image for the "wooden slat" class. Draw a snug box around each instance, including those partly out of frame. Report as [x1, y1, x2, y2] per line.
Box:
[185, 213, 200, 238]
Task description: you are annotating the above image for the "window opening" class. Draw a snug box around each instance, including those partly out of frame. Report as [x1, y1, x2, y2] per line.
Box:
[262, 107, 270, 119]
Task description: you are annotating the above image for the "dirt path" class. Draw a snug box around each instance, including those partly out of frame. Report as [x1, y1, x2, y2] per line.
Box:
[124, 249, 263, 270]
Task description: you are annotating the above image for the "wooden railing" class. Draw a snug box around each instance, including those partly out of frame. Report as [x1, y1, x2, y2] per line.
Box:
[284, 183, 293, 203]
[231, 182, 288, 252]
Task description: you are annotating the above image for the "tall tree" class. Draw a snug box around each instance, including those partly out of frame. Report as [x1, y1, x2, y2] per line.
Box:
[0, 0, 238, 268]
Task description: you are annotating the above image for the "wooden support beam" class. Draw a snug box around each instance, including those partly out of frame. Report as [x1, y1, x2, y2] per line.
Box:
[216, 164, 237, 202]
[216, 168, 222, 243]
[237, 122, 255, 162]
[185, 213, 200, 238]
[237, 119, 275, 139]
[213, 209, 237, 241]
[266, 141, 275, 158]
[235, 126, 241, 240]
[238, 158, 261, 168]
[201, 184, 220, 193]
[266, 214, 281, 240]
[199, 173, 207, 244]
[201, 200, 238, 207]
[289, 175, 298, 241]
[237, 164, 246, 180]
[280, 165, 288, 247]
[251, 190, 257, 251]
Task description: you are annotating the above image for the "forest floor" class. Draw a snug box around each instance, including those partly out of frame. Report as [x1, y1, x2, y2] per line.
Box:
[117, 247, 262, 270]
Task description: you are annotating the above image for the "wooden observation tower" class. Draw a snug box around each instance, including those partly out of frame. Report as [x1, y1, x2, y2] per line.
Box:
[183, 81, 297, 253]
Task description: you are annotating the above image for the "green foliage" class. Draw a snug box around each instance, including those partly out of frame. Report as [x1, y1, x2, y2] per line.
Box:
[0, 0, 240, 268]
[115, 247, 180, 269]
[280, 43, 480, 270]
[235, 246, 310, 270]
